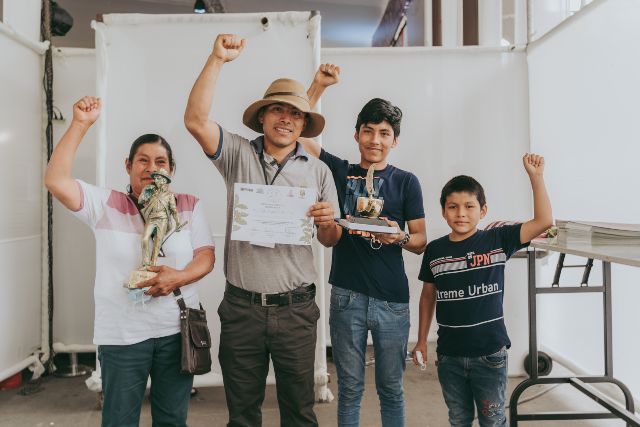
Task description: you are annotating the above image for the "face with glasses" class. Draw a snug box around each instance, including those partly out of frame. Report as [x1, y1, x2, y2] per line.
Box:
[258, 102, 308, 148]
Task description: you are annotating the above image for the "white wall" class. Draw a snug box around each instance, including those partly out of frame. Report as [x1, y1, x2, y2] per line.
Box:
[2, 0, 40, 41]
[52, 48, 97, 347]
[48, 42, 533, 378]
[529, 0, 596, 42]
[528, 0, 640, 399]
[91, 12, 323, 386]
[321, 46, 532, 374]
[0, 23, 45, 380]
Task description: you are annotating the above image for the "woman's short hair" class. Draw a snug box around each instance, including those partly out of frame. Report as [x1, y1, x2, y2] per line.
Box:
[127, 134, 175, 171]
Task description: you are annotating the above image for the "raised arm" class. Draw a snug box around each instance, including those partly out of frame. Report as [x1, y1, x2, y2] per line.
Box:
[45, 96, 101, 211]
[184, 34, 245, 157]
[519, 153, 553, 244]
[298, 64, 341, 158]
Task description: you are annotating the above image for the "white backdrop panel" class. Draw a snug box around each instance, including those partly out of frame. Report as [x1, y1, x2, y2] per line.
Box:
[0, 24, 44, 379]
[52, 48, 97, 347]
[49, 28, 533, 379]
[93, 12, 322, 385]
[528, 0, 640, 399]
[321, 47, 531, 374]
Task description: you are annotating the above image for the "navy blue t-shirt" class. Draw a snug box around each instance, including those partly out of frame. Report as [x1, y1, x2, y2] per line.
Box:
[418, 224, 528, 356]
[320, 149, 424, 303]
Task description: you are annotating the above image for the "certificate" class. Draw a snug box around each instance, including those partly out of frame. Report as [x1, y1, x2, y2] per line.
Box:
[230, 183, 316, 245]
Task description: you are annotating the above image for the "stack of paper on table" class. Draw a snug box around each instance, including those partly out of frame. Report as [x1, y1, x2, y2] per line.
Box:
[556, 220, 640, 244]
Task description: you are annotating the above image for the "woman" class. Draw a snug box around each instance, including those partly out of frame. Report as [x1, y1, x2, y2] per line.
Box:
[45, 96, 215, 427]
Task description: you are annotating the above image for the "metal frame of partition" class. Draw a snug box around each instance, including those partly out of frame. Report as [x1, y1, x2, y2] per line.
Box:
[509, 242, 640, 426]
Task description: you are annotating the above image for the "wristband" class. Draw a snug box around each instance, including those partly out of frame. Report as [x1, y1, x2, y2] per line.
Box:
[396, 231, 410, 247]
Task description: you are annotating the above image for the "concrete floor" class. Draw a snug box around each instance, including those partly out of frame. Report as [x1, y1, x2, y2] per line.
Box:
[0, 346, 629, 426]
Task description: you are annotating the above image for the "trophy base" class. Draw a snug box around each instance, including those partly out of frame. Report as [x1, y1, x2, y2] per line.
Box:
[125, 269, 157, 289]
[350, 217, 389, 227]
[336, 218, 397, 234]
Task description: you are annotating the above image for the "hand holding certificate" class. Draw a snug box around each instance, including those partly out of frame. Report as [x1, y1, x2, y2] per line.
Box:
[231, 183, 316, 245]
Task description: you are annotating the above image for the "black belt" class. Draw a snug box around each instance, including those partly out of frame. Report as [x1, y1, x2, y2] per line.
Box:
[225, 282, 315, 307]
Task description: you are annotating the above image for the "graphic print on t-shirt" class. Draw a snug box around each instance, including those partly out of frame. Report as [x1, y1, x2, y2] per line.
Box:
[429, 248, 507, 304]
[344, 175, 384, 216]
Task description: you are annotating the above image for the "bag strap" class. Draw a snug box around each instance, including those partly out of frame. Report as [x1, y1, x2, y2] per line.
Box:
[173, 288, 187, 311]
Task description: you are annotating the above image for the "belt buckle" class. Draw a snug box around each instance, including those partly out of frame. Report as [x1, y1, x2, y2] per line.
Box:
[260, 292, 279, 307]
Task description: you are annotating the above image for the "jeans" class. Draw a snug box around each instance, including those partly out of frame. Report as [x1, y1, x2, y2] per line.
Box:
[436, 347, 508, 427]
[329, 286, 410, 427]
[98, 333, 193, 427]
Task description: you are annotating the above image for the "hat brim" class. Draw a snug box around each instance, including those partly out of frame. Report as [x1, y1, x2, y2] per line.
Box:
[242, 96, 325, 138]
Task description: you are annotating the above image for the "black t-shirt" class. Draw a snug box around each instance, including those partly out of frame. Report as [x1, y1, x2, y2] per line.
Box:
[320, 149, 424, 303]
[418, 224, 528, 356]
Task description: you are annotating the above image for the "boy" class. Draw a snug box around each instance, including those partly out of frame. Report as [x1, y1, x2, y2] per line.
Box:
[412, 154, 552, 427]
[302, 65, 427, 426]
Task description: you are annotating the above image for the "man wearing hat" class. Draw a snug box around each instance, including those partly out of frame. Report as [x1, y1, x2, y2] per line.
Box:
[184, 34, 341, 427]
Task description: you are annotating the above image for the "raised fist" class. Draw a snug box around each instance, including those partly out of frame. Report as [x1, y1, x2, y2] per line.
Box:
[523, 153, 545, 177]
[73, 96, 101, 126]
[212, 34, 246, 63]
[313, 63, 340, 88]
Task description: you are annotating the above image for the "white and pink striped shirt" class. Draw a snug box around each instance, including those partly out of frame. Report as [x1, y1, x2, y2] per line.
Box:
[71, 180, 214, 345]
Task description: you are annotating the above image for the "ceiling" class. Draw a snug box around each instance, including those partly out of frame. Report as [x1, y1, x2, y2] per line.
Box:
[51, 0, 392, 48]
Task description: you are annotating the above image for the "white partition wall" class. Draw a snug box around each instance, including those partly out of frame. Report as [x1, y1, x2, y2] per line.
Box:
[51, 48, 97, 350]
[528, 0, 640, 401]
[321, 46, 531, 375]
[50, 41, 534, 383]
[90, 12, 330, 394]
[0, 23, 47, 381]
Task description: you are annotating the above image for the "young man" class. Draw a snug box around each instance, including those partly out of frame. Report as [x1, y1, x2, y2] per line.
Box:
[413, 154, 553, 427]
[301, 66, 427, 427]
[184, 34, 342, 427]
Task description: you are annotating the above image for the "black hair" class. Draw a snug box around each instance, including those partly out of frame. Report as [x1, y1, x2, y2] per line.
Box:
[355, 98, 402, 137]
[127, 134, 175, 171]
[440, 175, 486, 209]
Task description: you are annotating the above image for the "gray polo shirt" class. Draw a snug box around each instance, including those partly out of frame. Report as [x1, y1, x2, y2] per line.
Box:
[209, 127, 339, 293]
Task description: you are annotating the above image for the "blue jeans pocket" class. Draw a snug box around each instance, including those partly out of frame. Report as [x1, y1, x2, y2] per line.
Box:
[330, 286, 357, 312]
[383, 301, 409, 315]
[481, 347, 507, 368]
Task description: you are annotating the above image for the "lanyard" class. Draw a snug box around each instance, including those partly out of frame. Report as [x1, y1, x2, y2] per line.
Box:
[259, 147, 296, 186]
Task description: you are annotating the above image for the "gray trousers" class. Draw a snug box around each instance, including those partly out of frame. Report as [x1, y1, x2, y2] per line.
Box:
[217, 290, 320, 427]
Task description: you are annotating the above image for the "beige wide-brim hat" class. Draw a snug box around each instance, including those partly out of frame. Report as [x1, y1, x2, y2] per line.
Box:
[242, 78, 325, 138]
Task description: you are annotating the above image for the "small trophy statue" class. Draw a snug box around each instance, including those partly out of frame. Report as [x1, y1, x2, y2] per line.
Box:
[336, 163, 396, 234]
[356, 163, 385, 218]
[125, 169, 186, 289]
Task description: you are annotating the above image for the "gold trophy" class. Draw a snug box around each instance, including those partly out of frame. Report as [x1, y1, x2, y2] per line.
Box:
[336, 163, 396, 235]
[356, 163, 385, 219]
[125, 169, 186, 288]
